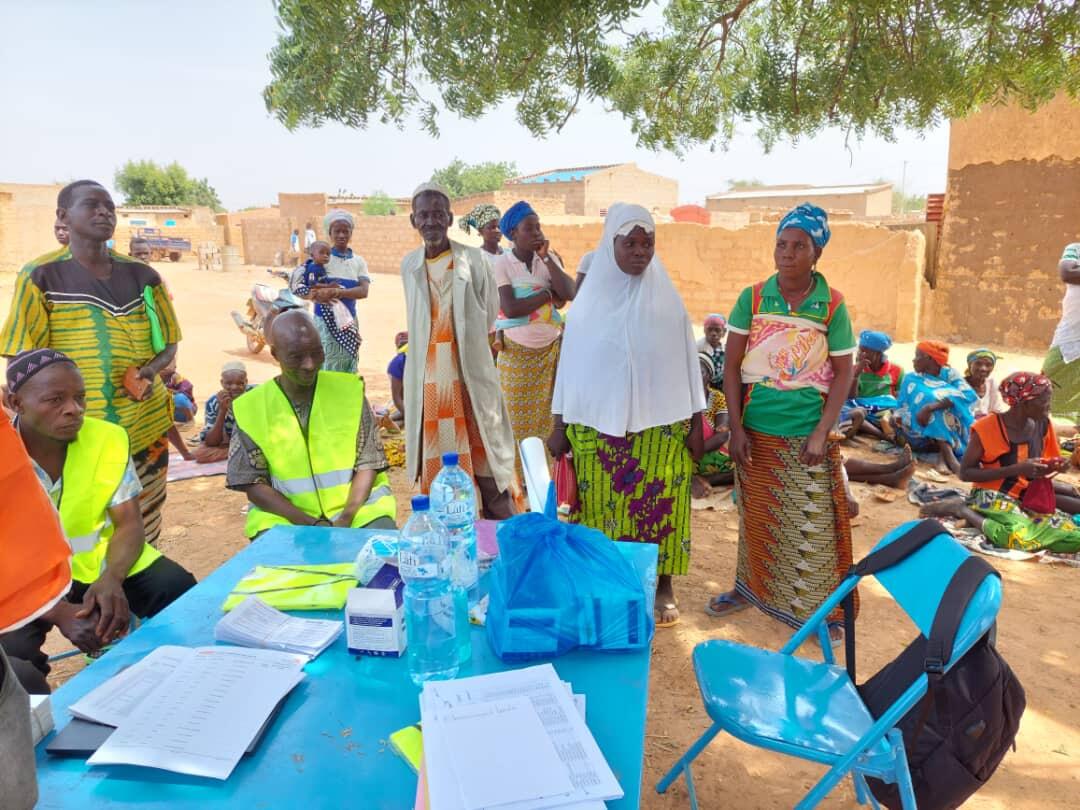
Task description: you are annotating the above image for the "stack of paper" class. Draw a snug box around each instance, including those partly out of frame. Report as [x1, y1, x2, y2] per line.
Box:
[214, 595, 343, 658]
[420, 664, 621, 809]
[78, 645, 305, 780]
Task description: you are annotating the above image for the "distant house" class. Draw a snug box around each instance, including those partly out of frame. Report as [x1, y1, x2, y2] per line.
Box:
[503, 163, 678, 217]
[705, 182, 893, 218]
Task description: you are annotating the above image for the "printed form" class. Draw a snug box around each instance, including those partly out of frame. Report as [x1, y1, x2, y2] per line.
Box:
[87, 647, 305, 780]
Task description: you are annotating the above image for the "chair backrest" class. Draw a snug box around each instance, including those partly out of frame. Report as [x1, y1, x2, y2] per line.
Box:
[866, 520, 1002, 669]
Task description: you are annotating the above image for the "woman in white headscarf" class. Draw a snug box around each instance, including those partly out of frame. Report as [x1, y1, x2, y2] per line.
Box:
[549, 204, 705, 627]
[289, 209, 371, 372]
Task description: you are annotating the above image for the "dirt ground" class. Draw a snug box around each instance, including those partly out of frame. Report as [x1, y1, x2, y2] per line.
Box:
[2, 259, 1079, 808]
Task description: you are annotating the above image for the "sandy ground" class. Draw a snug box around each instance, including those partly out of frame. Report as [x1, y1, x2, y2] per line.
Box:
[2, 260, 1079, 808]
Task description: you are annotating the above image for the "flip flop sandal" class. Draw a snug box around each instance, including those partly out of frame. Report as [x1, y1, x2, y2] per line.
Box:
[872, 486, 899, 503]
[705, 593, 751, 618]
[655, 602, 680, 628]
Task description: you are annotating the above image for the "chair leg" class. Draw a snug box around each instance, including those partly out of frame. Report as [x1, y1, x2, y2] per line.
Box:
[853, 771, 881, 809]
[888, 729, 918, 810]
[797, 759, 859, 810]
[656, 722, 722, 802]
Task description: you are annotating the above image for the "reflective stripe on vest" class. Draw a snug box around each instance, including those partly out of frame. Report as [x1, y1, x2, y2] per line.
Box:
[232, 372, 397, 537]
[271, 468, 354, 496]
[61, 417, 161, 584]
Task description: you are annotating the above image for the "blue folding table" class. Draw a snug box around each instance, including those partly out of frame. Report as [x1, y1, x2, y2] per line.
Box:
[34, 526, 656, 809]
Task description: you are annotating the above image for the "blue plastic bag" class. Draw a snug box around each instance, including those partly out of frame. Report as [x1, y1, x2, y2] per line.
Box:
[486, 484, 654, 661]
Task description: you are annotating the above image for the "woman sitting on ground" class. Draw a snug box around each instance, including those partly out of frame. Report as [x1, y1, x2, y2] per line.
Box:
[691, 353, 733, 498]
[841, 330, 902, 439]
[966, 348, 1007, 419]
[922, 372, 1080, 553]
[894, 340, 977, 475]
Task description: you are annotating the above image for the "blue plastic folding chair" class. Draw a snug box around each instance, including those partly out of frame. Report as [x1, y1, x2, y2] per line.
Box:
[656, 519, 1002, 809]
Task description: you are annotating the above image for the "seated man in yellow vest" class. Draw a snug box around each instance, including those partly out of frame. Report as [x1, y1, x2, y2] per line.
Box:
[0, 349, 196, 693]
[227, 309, 397, 537]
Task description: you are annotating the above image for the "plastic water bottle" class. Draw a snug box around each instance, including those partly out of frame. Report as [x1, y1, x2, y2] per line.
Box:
[399, 495, 459, 685]
[430, 453, 479, 665]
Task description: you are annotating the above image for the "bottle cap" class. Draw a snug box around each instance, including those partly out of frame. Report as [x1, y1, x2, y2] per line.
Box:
[411, 495, 430, 511]
[442, 452, 459, 466]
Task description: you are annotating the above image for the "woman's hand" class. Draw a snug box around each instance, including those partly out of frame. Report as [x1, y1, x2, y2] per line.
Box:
[729, 427, 752, 466]
[916, 403, 937, 427]
[547, 425, 570, 459]
[799, 429, 829, 467]
[1015, 459, 1052, 479]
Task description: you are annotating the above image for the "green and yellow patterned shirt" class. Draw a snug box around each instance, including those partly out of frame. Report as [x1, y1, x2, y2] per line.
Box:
[0, 248, 182, 453]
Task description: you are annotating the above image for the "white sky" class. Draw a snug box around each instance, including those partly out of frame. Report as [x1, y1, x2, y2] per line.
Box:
[0, 1, 949, 211]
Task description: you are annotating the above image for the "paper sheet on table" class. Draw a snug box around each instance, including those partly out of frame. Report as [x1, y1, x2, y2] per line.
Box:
[87, 647, 306, 780]
[214, 595, 343, 657]
[440, 696, 573, 809]
[421, 664, 620, 810]
[69, 645, 190, 727]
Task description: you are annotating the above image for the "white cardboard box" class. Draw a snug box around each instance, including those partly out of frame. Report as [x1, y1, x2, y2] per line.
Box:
[345, 564, 406, 657]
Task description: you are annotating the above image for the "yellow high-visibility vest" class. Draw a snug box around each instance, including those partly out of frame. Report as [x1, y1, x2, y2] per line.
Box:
[232, 372, 396, 538]
[61, 416, 160, 584]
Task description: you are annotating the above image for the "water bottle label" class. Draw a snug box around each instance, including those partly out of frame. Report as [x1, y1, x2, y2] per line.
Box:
[399, 552, 438, 579]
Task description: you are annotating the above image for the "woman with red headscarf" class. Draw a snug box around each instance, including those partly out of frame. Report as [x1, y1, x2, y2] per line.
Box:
[922, 372, 1080, 553]
[894, 340, 977, 474]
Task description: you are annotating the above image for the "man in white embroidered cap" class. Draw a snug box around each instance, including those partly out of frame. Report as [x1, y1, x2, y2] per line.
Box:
[400, 182, 517, 518]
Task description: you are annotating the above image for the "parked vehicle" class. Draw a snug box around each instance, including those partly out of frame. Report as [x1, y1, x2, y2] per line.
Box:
[230, 270, 305, 354]
[134, 227, 192, 262]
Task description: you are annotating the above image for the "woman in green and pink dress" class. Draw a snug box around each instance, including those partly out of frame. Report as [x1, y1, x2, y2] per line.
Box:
[707, 203, 858, 642]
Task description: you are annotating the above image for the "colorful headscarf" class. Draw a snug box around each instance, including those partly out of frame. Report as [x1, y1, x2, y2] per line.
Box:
[777, 203, 831, 249]
[6, 348, 76, 395]
[859, 330, 892, 353]
[916, 340, 950, 367]
[999, 372, 1052, 407]
[459, 203, 502, 235]
[966, 348, 998, 368]
[499, 200, 536, 239]
[704, 314, 726, 329]
[323, 209, 354, 234]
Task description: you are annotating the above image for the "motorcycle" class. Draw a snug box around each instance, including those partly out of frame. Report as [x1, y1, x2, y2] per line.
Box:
[231, 269, 305, 354]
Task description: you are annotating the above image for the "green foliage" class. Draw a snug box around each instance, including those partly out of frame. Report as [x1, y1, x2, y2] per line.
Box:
[728, 179, 765, 191]
[430, 159, 518, 198]
[114, 160, 224, 212]
[264, 0, 1079, 152]
[892, 190, 926, 215]
[363, 190, 398, 215]
[872, 177, 926, 214]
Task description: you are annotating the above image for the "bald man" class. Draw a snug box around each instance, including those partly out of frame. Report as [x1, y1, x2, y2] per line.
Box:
[227, 310, 396, 538]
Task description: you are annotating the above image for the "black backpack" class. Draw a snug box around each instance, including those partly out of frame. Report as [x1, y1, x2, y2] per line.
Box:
[840, 520, 1026, 810]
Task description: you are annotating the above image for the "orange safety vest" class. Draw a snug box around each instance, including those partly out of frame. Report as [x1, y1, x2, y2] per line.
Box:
[971, 414, 1060, 499]
[0, 409, 71, 632]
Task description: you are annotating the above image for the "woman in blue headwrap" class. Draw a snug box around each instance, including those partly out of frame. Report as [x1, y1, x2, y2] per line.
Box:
[492, 200, 577, 480]
[840, 329, 904, 439]
[708, 203, 858, 644]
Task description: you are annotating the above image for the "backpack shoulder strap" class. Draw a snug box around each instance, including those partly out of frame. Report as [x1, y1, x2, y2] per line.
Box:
[924, 555, 999, 673]
[854, 519, 946, 577]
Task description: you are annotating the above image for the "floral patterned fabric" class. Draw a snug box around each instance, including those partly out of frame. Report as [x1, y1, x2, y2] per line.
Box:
[566, 421, 693, 576]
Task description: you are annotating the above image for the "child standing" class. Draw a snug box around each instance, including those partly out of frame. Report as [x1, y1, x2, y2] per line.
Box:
[696, 314, 726, 389]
